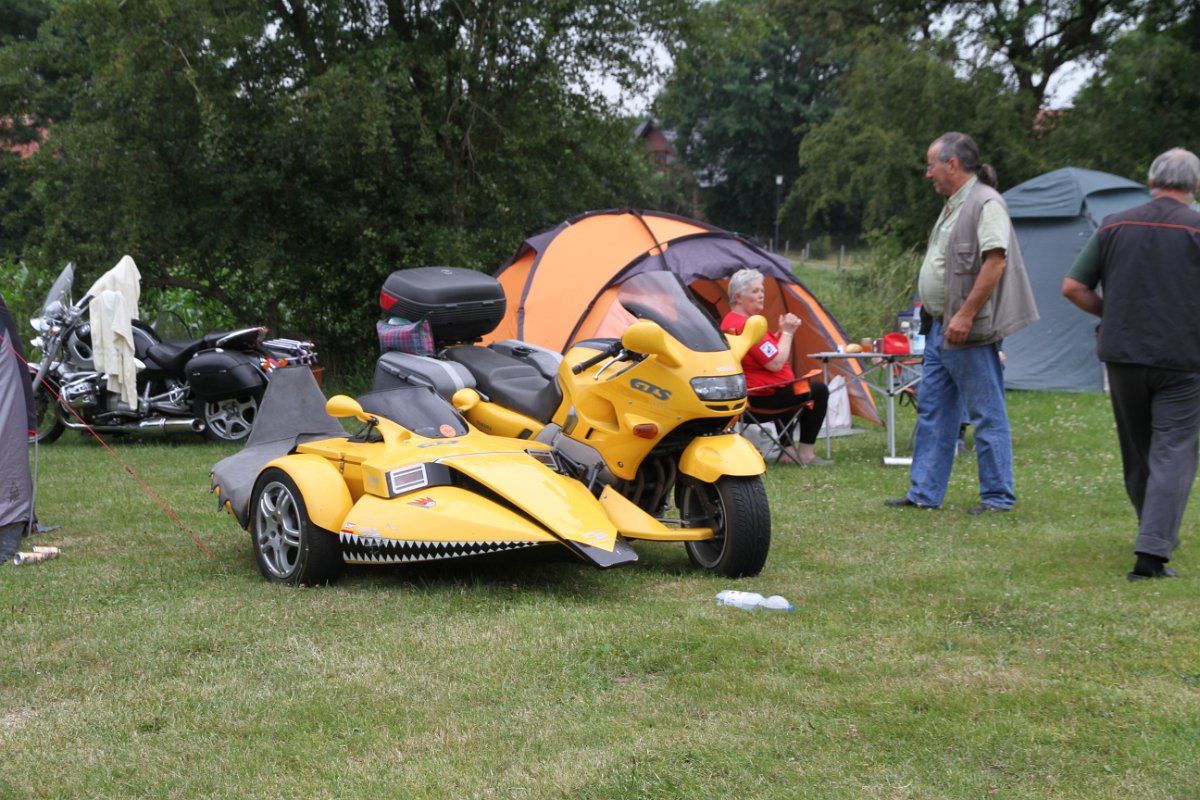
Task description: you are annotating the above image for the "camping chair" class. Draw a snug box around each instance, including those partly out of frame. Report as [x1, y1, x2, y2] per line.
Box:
[738, 371, 821, 464]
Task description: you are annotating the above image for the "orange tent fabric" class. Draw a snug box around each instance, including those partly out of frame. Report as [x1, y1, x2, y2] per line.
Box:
[487, 209, 880, 425]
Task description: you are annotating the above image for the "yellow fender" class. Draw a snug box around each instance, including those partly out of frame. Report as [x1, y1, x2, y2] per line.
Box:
[262, 454, 353, 533]
[678, 433, 765, 482]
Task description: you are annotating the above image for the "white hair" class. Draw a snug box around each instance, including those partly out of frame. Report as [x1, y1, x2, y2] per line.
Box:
[727, 268, 763, 305]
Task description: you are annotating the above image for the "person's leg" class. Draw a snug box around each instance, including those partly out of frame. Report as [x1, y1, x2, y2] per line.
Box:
[793, 382, 830, 464]
[1133, 368, 1200, 561]
[1106, 363, 1153, 521]
[905, 321, 960, 507]
[946, 341, 1014, 509]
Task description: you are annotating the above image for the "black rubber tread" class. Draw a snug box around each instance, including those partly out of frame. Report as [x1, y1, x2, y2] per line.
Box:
[678, 474, 771, 578]
[250, 468, 343, 586]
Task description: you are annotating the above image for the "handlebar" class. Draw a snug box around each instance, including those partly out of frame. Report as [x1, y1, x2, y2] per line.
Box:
[571, 342, 623, 374]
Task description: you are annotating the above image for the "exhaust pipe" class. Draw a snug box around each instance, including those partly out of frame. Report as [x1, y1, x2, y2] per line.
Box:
[63, 417, 206, 434]
[139, 418, 206, 433]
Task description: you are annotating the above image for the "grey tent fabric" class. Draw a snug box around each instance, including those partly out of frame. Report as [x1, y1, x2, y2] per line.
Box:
[0, 322, 33, 562]
[0, 294, 35, 432]
[210, 366, 346, 528]
[1000, 168, 1150, 392]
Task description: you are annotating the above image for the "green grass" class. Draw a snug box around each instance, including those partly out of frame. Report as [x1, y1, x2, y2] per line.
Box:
[3, 391, 1199, 799]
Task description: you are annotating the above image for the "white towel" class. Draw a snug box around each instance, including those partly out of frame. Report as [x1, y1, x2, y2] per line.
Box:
[87, 256, 141, 408]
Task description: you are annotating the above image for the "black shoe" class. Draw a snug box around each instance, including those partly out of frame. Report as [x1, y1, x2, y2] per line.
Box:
[1127, 566, 1177, 581]
[967, 503, 1010, 515]
[884, 496, 937, 509]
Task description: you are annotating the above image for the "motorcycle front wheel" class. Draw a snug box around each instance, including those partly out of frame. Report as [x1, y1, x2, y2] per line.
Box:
[198, 394, 259, 443]
[250, 468, 343, 586]
[675, 474, 771, 578]
[29, 374, 65, 444]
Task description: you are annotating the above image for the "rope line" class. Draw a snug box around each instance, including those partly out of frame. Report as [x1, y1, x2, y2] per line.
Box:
[7, 334, 213, 558]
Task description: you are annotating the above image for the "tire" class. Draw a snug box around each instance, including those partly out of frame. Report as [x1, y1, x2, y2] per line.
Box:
[199, 393, 260, 443]
[250, 468, 343, 586]
[675, 474, 771, 578]
[30, 374, 65, 445]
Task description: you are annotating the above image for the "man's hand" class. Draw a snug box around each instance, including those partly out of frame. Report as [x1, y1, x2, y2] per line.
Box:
[945, 309, 974, 344]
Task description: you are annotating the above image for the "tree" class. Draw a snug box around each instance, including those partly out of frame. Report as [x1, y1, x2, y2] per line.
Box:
[655, 0, 848, 242]
[0, 0, 683, 366]
[939, 0, 1147, 112]
[790, 34, 1041, 248]
[1047, 12, 1200, 179]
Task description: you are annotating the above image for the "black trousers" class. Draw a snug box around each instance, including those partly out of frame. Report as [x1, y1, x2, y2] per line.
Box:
[747, 381, 829, 445]
[1107, 363, 1200, 560]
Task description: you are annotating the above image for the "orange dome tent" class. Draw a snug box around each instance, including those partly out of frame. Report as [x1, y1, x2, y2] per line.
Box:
[486, 209, 880, 425]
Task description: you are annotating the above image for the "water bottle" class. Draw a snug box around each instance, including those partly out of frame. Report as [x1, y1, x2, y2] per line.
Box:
[715, 590, 795, 612]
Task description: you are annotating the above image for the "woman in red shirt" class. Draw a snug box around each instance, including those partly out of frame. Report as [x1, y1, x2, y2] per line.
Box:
[721, 269, 830, 466]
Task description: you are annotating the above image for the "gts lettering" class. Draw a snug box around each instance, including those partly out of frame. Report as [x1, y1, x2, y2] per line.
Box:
[630, 378, 671, 401]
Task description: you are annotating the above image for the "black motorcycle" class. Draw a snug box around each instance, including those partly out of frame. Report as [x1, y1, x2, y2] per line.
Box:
[28, 262, 317, 444]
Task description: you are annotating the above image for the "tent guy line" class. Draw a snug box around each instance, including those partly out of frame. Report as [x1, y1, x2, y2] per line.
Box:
[12, 336, 214, 558]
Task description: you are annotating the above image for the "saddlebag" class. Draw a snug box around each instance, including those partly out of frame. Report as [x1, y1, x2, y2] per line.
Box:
[379, 267, 506, 344]
[373, 351, 476, 400]
[187, 350, 266, 401]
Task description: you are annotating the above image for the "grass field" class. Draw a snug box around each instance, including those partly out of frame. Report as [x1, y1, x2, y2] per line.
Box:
[2, 390, 1198, 799]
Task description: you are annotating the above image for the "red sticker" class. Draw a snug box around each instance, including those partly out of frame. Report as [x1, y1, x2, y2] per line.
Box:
[439, 424, 457, 438]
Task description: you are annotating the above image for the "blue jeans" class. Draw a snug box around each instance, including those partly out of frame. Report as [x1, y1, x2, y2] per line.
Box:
[907, 319, 1015, 509]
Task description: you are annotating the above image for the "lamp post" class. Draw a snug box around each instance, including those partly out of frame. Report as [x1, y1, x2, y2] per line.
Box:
[773, 174, 783, 253]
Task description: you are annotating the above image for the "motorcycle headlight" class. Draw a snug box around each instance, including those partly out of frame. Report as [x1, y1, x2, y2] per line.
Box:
[690, 374, 746, 401]
[387, 464, 430, 497]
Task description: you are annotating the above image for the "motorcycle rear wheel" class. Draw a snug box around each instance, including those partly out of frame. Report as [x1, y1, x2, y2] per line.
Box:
[30, 375, 65, 445]
[675, 474, 771, 578]
[198, 394, 259, 443]
[250, 468, 343, 586]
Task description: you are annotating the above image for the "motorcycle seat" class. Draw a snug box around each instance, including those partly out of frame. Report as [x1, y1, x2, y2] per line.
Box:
[146, 339, 204, 372]
[444, 346, 562, 423]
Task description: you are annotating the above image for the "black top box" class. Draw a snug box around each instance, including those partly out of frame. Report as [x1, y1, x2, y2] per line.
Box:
[380, 267, 506, 343]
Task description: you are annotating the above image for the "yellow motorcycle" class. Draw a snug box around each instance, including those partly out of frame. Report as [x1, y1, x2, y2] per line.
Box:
[211, 369, 667, 585]
[375, 269, 773, 577]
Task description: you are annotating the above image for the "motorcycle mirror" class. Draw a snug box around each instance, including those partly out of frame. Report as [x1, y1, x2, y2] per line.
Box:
[622, 321, 682, 367]
[326, 394, 369, 421]
[726, 315, 768, 361]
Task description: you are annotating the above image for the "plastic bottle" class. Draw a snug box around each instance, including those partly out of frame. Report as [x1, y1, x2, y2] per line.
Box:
[715, 590, 795, 612]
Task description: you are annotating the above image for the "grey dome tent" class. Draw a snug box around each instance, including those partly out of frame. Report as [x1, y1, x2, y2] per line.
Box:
[1001, 167, 1149, 391]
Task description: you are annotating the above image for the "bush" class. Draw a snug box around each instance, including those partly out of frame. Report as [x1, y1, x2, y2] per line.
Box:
[794, 232, 919, 339]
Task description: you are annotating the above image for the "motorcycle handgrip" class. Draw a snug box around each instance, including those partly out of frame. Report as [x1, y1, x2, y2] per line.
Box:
[571, 345, 621, 374]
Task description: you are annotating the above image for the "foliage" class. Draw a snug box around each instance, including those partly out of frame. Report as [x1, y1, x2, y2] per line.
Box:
[0, 0, 684, 367]
[0, 0, 50, 43]
[791, 35, 1044, 249]
[655, 0, 845, 242]
[934, 0, 1147, 110]
[794, 233, 920, 339]
[5, 392, 1200, 798]
[1046, 19, 1200, 180]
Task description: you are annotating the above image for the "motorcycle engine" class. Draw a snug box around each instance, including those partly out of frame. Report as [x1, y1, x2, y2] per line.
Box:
[61, 374, 102, 409]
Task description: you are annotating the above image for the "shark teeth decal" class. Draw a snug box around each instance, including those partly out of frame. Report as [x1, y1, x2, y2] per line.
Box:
[338, 532, 541, 564]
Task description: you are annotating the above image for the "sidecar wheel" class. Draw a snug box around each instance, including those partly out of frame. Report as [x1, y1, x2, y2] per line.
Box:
[250, 468, 343, 586]
[29, 375, 64, 444]
[199, 394, 259, 443]
[676, 474, 771, 578]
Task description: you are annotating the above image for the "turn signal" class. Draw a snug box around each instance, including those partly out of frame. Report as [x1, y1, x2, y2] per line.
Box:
[632, 423, 658, 439]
